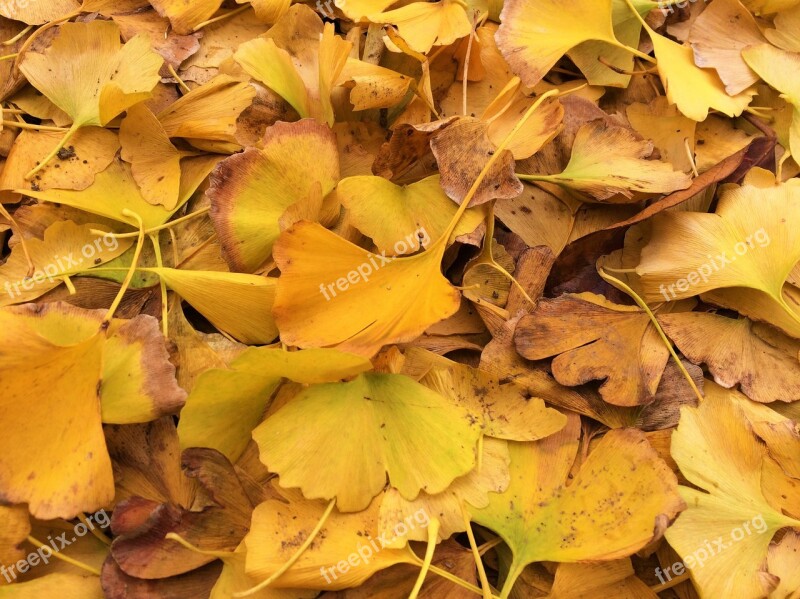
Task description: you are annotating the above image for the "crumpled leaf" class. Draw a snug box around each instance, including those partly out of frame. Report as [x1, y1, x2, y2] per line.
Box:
[515, 292, 672, 406]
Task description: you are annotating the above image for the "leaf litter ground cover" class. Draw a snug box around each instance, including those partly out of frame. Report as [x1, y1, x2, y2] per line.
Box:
[0, 0, 799, 597]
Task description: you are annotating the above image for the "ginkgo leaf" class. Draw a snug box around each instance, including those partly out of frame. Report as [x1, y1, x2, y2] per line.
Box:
[567, 0, 657, 88]
[659, 313, 800, 402]
[151, 268, 278, 345]
[687, 0, 766, 96]
[646, 28, 755, 121]
[245, 487, 416, 589]
[741, 0, 800, 13]
[272, 221, 461, 356]
[120, 103, 186, 209]
[20, 156, 219, 228]
[19, 20, 163, 140]
[496, 0, 627, 87]
[149, 0, 224, 34]
[178, 348, 371, 462]
[514, 292, 672, 406]
[337, 58, 413, 111]
[764, 5, 800, 52]
[378, 436, 510, 542]
[252, 372, 481, 511]
[156, 75, 257, 147]
[0, 574, 104, 598]
[741, 43, 800, 160]
[0, 303, 183, 519]
[234, 10, 351, 126]
[768, 531, 800, 599]
[626, 97, 697, 173]
[0, 127, 119, 192]
[208, 119, 339, 272]
[470, 415, 683, 596]
[546, 560, 658, 599]
[0, 0, 79, 24]
[235, 0, 292, 23]
[404, 347, 568, 440]
[0, 505, 29, 567]
[665, 384, 800, 599]
[522, 120, 692, 200]
[0, 221, 132, 306]
[368, 0, 472, 54]
[635, 178, 800, 333]
[337, 175, 483, 255]
[429, 116, 524, 206]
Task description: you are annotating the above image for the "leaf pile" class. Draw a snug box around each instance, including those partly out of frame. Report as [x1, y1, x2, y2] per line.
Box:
[1, 0, 800, 598]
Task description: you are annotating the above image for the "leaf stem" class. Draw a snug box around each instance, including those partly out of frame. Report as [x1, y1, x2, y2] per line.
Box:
[103, 209, 146, 324]
[26, 535, 100, 576]
[91, 207, 211, 239]
[598, 266, 704, 403]
[233, 498, 337, 597]
[192, 4, 250, 31]
[461, 503, 493, 599]
[2, 25, 33, 46]
[25, 122, 81, 180]
[408, 518, 441, 599]
[1, 120, 70, 132]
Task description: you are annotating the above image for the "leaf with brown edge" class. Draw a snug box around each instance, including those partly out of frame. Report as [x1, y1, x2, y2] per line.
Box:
[515, 292, 676, 407]
[0, 303, 183, 519]
[208, 118, 339, 273]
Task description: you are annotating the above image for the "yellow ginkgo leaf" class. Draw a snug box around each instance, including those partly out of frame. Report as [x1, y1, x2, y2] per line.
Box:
[234, 10, 351, 126]
[0, 574, 103, 598]
[245, 487, 416, 589]
[626, 97, 697, 173]
[19, 21, 163, 176]
[0, 221, 132, 307]
[764, 5, 800, 52]
[0, 505, 29, 568]
[521, 120, 692, 201]
[0, 0, 78, 25]
[496, 0, 632, 87]
[665, 384, 800, 599]
[178, 348, 372, 462]
[368, 0, 472, 54]
[567, 0, 658, 88]
[149, 0, 224, 34]
[236, 0, 292, 23]
[742, 43, 800, 160]
[156, 75, 257, 148]
[0, 127, 119, 192]
[470, 415, 684, 597]
[0, 303, 185, 519]
[378, 436, 510, 542]
[546, 560, 658, 599]
[19, 156, 219, 229]
[337, 175, 483, 256]
[208, 119, 340, 272]
[335, 0, 398, 20]
[636, 178, 800, 334]
[337, 58, 414, 111]
[741, 0, 800, 13]
[151, 268, 278, 345]
[120, 103, 187, 210]
[768, 531, 800, 599]
[252, 372, 481, 511]
[647, 28, 755, 121]
[404, 347, 568, 440]
[273, 221, 461, 356]
[687, 0, 766, 96]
